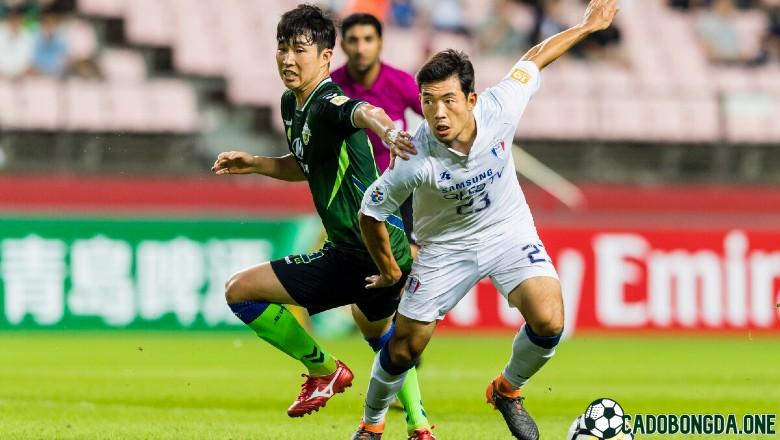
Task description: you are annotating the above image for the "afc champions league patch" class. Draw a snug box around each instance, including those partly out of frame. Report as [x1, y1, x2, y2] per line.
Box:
[510, 67, 531, 84]
[405, 276, 421, 294]
[368, 185, 386, 205]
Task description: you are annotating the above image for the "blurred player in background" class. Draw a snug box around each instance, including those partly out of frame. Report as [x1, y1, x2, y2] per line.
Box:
[350, 1, 619, 439]
[332, 13, 422, 180]
[332, 13, 422, 249]
[211, 5, 433, 438]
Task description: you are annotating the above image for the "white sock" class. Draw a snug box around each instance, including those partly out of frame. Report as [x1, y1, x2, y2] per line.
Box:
[363, 353, 408, 425]
[503, 325, 557, 389]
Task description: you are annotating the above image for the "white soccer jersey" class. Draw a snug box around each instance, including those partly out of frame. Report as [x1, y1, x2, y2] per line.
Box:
[361, 60, 542, 249]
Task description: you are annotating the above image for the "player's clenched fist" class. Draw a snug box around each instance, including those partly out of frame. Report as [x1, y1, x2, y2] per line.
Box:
[212, 151, 257, 175]
[582, 0, 618, 32]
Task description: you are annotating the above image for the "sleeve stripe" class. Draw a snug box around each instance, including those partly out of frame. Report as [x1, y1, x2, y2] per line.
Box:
[351, 175, 367, 191]
[350, 101, 368, 128]
[386, 214, 405, 231]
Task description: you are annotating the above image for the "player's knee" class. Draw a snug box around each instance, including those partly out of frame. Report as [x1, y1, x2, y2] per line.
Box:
[224, 273, 248, 304]
[530, 310, 564, 337]
[387, 337, 421, 369]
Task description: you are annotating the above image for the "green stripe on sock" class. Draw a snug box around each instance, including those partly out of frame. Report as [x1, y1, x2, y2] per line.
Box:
[247, 304, 337, 376]
[397, 367, 430, 433]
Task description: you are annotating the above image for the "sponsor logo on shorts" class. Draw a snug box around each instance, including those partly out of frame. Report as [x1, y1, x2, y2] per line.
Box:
[406, 276, 421, 294]
[510, 68, 532, 84]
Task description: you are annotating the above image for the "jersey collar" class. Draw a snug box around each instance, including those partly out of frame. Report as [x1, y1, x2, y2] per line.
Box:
[297, 77, 333, 111]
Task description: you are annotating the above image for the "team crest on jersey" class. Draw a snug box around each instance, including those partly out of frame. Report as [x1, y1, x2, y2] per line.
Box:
[405, 276, 421, 294]
[490, 140, 506, 158]
[437, 170, 452, 183]
[329, 95, 350, 106]
[302, 120, 311, 145]
[368, 185, 385, 205]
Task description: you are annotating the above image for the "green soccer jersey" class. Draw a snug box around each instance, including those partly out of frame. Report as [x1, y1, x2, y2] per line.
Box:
[281, 78, 412, 271]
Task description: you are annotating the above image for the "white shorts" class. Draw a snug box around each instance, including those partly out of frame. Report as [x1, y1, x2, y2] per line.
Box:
[398, 236, 559, 322]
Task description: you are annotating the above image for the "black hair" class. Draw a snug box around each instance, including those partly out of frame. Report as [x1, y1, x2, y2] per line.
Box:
[277, 4, 336, 51]
[416, 49, 475, 95]
[341, 13, 383, 38]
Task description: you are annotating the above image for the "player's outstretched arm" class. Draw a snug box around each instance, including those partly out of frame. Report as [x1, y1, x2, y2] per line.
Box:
[353, 103, 417, 168]
[212, 151, 306, 181]
[521, 0, 618, 70]
[359, 212, 403, 289]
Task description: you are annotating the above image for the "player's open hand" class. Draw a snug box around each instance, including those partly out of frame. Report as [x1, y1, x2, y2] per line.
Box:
[582, 0, 618, 33]
[212, 151, 257, 175]
[385, 128, 416, 170]
[365, 272, 401, 289]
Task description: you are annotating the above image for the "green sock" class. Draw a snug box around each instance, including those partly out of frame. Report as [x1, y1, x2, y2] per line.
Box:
[247, 304, 337, 376]
[397, 366, 430, 433]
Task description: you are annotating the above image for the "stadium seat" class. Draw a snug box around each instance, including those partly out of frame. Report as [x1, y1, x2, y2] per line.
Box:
[124, 0, 173, 47]
[757, 66, 780, 96]
[20, 78, 62, 131]
[64, 79, 108, 132]
[149, 80, 199, 133]
[733, 9, 769, 60]
[682, 98, 720, 143]
[77, 0, 126, 17]
[382, 27, 427, 73]
[99, 49, 147, 83]
[724, 94, 780, 143]
[0, 80, 20, 129]
[592, 65, 636, 98]
[598, 97, 646, 141]
[62, 19, 98, 62]
[107, 84, 151, 132]
[470, 55, 513, 92]
[715, 67, 755, 94]
[517, 97, 596, 141]
[428, 31, 475, 56]
[540, 61, 594, 98]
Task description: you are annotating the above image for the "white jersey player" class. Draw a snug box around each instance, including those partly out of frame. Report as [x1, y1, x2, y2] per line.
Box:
[350, 1, 618, 440]
[361, 59, 557, 322]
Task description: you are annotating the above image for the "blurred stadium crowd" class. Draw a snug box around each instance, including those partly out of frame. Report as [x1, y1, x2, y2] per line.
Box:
[0, 0, 779, 179]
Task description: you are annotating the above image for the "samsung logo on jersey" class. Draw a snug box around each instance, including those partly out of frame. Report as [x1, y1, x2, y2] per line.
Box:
[441, 169, 497, 193]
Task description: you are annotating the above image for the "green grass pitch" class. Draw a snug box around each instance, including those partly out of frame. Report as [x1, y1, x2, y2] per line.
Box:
[1, 332, 778, 439]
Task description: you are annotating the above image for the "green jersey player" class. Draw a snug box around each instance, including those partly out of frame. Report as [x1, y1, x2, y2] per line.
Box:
[211, 5, 433, 439]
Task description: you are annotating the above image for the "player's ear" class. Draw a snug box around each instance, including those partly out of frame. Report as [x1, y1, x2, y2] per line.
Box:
[467, 92, 477, 110]
[320, 47, 333, 66]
